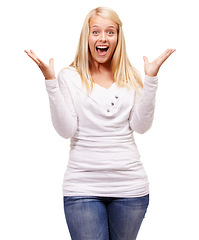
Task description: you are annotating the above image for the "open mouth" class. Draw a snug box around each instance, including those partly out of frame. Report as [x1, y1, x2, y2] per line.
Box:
[96, 46, 109, 54]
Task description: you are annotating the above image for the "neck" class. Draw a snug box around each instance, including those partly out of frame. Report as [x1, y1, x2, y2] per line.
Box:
[90, 60, 112, 74]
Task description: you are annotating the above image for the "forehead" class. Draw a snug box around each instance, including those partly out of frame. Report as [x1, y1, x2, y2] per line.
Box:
[89, 15, 118, 29]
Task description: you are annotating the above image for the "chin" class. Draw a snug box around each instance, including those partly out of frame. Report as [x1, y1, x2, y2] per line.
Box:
[95, 56, 111, 64]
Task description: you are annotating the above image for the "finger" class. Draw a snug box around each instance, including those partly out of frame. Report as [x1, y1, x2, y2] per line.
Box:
[34, 55, 48, 68]
[24, 50, 40, 65]
[29, 50, 40, 60]
[29, 50, 44, 64]
[171, 49, 176, 54]
[161, 49, 176, 58]
[159, 49, 170, 58]
[157, 49, 176, 64]
[36, 57, 46, 66]
[30, 49, 37, 56]
[161, 49, 175, 62]
[155, 49, 170, 63]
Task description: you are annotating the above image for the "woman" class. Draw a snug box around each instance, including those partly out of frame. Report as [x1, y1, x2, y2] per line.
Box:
[25, 6, 175, 240]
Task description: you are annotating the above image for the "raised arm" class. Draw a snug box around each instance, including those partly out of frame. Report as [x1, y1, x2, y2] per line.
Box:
[24, 50, 78, 138]
[129, 49, 175, 134]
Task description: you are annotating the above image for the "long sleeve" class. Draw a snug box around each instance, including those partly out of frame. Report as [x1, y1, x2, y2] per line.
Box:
[45, 71, 78, 139]
[129, 75, 158, 134]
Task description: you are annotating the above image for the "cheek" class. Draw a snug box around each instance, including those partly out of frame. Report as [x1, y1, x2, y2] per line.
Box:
[88, 36, 92, 51]
[88, 43, 94, 57]
[114, 40, 118, 50]
[88, 36, 95, 48]
[110, 38, 118, 52]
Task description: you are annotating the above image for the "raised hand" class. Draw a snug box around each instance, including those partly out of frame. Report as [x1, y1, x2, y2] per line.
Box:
[143, 49, 176, 77]
[24, 50, 56, 80]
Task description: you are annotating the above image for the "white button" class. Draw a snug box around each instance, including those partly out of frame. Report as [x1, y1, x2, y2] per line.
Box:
[107, 109, 110, 112]
[111, 102, 114, 106]
[115, 96, 119, 99]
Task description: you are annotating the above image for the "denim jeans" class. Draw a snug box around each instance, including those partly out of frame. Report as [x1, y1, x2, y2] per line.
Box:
[63, 194, 149, 240]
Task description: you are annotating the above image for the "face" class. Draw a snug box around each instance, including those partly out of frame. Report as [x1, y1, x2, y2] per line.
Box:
[88, 15, 118, 66]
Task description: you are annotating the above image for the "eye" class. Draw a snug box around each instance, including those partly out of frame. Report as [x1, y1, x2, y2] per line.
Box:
[107, 31, 115, 35]
[92, 31, 99, 35]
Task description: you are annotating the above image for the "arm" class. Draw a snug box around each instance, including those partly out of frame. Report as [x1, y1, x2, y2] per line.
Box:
[129, 75, 158, 134]
[24, 50, 77, 139]
[45, 72, 78, 139]
[129, 48, 176, 134]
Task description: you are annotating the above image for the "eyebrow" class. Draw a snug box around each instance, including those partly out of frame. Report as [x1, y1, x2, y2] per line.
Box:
[91, 25, 117, 29]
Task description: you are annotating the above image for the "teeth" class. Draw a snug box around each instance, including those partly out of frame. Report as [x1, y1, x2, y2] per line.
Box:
[97, 46, 109, 49]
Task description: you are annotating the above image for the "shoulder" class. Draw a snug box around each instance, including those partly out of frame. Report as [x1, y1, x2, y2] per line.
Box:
[58, 66, 79, 82]
[57, 66, 83, 92]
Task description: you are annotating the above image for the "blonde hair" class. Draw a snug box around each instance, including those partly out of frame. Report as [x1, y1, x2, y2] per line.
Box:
[70, 6, 143, 94]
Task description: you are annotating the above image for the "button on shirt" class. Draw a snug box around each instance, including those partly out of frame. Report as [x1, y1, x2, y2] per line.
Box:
[45, 67, 158, 197]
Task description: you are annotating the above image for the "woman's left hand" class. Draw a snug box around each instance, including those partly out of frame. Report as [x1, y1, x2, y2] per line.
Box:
[143, 48, 176, 77]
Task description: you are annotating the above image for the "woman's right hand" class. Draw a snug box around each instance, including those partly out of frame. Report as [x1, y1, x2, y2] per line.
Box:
[24, 50, 56, 80]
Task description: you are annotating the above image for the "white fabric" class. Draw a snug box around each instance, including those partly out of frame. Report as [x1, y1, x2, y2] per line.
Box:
[45, 67, 158, 197]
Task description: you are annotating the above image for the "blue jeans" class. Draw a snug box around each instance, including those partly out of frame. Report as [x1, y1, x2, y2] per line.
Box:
[63, 194, 149, 240]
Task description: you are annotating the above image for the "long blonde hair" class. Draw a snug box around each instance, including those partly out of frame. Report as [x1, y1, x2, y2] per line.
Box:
[70, 7, 143, 94]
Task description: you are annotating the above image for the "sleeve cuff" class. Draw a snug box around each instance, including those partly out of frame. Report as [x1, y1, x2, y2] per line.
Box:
[144, 75, 158, 86]
[45, 78, 58, 88]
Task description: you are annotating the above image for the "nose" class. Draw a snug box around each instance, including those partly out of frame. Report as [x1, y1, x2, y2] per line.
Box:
[99, 31, 107, 42]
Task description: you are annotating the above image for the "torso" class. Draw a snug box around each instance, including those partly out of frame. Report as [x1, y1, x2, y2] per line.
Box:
[56, 67, 149, 197]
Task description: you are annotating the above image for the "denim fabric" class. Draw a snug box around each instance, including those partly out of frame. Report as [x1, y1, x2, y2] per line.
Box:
[63, 194, 149, 240]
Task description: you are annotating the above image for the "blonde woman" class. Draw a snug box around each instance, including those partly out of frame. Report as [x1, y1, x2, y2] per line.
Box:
[25, 6, 175, 240]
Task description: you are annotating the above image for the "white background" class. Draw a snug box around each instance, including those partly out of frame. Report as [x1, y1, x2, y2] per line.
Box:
[1, 0, 199, 239]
